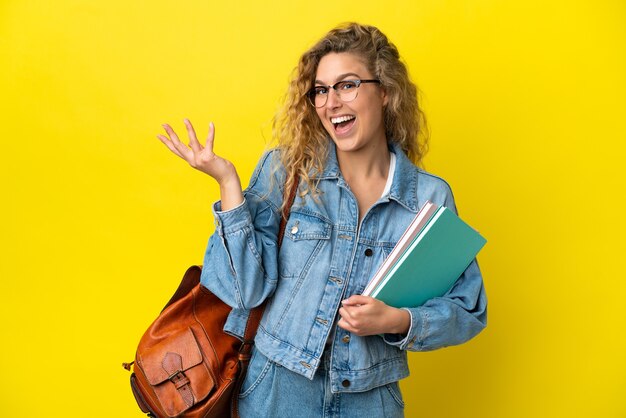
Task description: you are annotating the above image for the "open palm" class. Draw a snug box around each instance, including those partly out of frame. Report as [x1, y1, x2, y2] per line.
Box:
[156, 119, 237, 184]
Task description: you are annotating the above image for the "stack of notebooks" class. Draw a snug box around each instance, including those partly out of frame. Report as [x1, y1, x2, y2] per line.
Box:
[362, 201, 486, 308]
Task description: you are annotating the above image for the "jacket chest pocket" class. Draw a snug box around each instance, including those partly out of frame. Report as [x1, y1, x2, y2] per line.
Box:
[278, 212, 332, 279]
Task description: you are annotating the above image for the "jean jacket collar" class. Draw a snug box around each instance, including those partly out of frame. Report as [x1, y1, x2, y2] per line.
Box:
[316, 140, 420, 213]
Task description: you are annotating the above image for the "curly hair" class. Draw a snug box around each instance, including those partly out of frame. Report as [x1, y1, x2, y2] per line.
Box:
[272, 22, 429, 207]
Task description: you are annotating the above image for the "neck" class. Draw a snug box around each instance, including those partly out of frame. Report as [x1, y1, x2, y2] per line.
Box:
[337, 138, 390, 182]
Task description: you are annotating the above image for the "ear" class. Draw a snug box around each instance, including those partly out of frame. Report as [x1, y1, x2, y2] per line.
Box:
[381, 86, 389, 107]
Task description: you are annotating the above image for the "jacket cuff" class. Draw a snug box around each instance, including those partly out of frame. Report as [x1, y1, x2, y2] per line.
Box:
[382, 308, 422, 350]
[212, 198, 251, 234]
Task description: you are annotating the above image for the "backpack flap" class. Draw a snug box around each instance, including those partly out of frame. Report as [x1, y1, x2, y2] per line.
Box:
[139, 328, 214, 417]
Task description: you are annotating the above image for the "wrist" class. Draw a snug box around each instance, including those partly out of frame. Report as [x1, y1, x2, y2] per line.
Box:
[390, 307, 411, 335]
[218, 175, 244, 211]
[218, 171, 241, 189]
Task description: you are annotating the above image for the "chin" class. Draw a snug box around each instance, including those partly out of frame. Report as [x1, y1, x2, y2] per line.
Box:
[332, 138, 363, 153]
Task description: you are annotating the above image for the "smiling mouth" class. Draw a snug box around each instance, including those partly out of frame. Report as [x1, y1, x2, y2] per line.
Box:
[331, 115, 356, 134]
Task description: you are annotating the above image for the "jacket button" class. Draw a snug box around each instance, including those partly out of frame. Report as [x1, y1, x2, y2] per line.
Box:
[316, 317, 329, 325]
[342, 335, 350, 343]
[330, 277, 343, 285]
[342, 379, 351, 387]
[364, 248, 373, 257]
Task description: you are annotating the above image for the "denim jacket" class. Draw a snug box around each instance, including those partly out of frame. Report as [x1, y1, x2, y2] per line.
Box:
[200, 141, 487, 393]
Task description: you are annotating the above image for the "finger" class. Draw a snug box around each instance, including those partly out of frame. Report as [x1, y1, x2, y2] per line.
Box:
[338, 306, 354, 323]
[184, 118, 203, 153]
[338, 316, 366, 335]
[205, 122, 215, 152]
[162, 123, 182, 143]
[163, 124, 194, 161]
[342, 295, 372, 306]
[156, 134, 185, 159]
[337, 317, 356, 333]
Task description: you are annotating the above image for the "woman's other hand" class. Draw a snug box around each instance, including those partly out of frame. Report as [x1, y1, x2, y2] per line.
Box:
[157, 119, 243, 210]
[338, 295, 410, 337]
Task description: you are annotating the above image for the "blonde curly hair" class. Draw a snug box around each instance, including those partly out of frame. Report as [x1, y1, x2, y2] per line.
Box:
[273, 23, 429, 206]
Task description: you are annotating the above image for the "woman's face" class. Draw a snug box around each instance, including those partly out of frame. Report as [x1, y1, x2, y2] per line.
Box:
[314, 52, 388, 156]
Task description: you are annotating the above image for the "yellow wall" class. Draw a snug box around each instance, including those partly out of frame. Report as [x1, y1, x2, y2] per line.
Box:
[1, 1, 624, 417]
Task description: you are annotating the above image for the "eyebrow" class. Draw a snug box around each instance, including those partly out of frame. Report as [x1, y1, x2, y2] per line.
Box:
[315, 72, 362, 85]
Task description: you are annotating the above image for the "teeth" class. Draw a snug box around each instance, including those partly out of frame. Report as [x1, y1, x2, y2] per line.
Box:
[331, 115, 355, 124]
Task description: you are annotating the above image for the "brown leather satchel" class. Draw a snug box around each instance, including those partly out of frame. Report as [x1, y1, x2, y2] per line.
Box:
[124, 178, 298, 417]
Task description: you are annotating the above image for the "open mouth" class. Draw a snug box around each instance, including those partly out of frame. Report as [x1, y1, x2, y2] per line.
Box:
[331, 115, 356, 135]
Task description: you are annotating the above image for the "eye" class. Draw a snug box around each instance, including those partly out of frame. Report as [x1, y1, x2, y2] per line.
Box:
[314, 86, 328, 96]
[337, 81, 357, 90]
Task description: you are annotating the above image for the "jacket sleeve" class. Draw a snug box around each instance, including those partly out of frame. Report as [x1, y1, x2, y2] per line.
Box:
[382, 183, 488, 351]
[199, 150, 285, 310]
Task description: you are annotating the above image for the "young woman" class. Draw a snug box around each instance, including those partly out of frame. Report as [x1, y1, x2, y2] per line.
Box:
[157, 23, 487, 418]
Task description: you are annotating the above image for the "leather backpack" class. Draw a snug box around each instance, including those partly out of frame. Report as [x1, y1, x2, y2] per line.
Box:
[124, 177, 298, 417]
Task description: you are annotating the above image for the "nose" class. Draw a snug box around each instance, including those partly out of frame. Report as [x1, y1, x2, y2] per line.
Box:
[325, 88, 342, 109]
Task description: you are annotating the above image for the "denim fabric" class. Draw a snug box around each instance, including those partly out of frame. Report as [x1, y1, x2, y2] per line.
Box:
[201, 141, 487, 394]
[238, 347, 404, 418]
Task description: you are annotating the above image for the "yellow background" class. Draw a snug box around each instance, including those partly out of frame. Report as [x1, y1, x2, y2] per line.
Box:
[1, 0, 625, 417]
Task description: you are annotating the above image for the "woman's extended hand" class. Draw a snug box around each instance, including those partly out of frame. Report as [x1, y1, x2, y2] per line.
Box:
[337, 295, 411, 337]
[157, 119, 244, 210]
[157, 119, 238, 185]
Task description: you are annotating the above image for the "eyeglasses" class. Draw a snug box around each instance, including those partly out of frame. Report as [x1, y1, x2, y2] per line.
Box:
[306, 79, 381, 108]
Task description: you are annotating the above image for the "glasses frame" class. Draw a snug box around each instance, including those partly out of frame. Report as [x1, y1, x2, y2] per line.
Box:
[306, 79, 381, 108]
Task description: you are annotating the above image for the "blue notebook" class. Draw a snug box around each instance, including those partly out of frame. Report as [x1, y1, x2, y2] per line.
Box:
[368, 205, 486, 308]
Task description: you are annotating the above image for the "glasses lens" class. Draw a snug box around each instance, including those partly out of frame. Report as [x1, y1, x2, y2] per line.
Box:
[335, 81, 358, 102]
[308, 81, 361, 107]
[312, 86, 327, 108]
